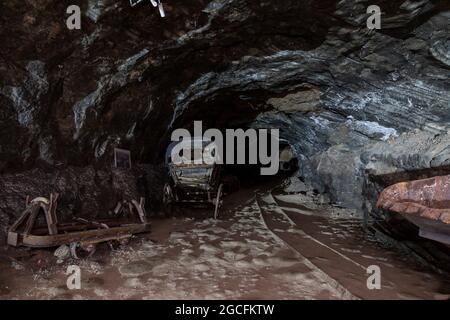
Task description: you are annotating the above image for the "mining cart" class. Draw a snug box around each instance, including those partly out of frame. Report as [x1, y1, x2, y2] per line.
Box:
[163, 138, 224, 218]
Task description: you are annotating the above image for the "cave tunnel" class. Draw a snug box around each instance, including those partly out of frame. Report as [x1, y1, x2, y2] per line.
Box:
[1, 0, 450, 303]
[158, 91, 298, 187]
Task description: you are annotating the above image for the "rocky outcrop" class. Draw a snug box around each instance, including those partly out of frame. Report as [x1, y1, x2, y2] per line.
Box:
[430, 37, 450, 67]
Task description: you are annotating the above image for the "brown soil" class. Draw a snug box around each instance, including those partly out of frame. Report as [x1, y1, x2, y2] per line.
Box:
[0, 182, 449, 300]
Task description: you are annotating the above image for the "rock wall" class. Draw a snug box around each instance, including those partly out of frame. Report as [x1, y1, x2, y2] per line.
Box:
[1, 0, 450, 222]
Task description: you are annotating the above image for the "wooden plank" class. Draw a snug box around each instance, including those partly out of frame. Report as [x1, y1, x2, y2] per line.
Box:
[46, 193, 58, 235]
[132, 198, 146, 223]
[113, 202, 122, 215]
[7, 232, 19, 246]
[24, 205, 39, 235]
[21, 223, 151, 248]
[9, 208, 31, 233]
[30, 219, 134, 234]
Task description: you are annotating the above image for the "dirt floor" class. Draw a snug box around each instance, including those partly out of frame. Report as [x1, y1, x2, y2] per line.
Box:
[0, 183, 450, 300]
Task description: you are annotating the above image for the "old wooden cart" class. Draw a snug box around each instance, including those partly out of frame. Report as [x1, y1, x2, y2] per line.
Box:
[8, 193, 151, 258]
[163, 138, 224, 218]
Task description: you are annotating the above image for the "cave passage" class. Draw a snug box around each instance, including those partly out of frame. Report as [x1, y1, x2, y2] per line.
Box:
[1, 0, 450, 302]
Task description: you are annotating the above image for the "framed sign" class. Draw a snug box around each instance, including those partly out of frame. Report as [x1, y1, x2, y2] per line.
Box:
[114, 148, 132, 169]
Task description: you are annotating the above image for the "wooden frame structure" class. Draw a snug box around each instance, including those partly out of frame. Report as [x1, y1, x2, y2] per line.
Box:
[8, 194, 151, 255]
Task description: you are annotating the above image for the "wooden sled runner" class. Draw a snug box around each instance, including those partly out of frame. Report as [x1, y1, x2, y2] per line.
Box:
[8, 193, 151, 257]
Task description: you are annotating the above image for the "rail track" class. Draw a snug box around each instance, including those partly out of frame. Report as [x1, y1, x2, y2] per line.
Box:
[254, 190, 450, 299]
[254, 192, 359, 300]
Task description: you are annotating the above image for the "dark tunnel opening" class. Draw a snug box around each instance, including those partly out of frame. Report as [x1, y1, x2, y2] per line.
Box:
[155, 91, 300, 190]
